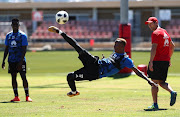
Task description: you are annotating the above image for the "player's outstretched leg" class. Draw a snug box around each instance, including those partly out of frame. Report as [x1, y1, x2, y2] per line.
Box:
[66, 72, 80, 97]
[61, 33, 84, 54]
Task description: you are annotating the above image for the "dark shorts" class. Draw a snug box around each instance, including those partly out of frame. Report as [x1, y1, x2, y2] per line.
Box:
[74, 50, 99, 81]
[8, 61, 26, 73]
[147, 61, 169, 81]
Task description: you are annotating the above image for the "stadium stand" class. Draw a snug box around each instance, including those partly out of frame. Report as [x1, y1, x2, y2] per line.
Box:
[30, 20, 116, 41]
[166, 19, 180, 39]
[0, 22, 27, 41]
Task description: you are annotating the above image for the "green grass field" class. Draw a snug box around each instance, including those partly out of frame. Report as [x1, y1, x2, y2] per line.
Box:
[0, 51, 180, 117]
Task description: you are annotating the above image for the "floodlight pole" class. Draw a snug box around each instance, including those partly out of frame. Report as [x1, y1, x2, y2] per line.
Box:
[32, 8, 37, 32]
[120, 0, 128, 24]
[119, 0, 132, 74]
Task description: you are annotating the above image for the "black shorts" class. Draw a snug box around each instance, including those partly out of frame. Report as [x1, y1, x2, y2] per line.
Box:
[147, 61, 169, 81]
[8, 61, 26, 73]
[74, 50, 99, 81]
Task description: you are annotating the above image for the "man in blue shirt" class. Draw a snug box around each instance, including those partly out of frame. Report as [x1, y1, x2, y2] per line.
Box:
[1, 18, 32, 102]
[48, 26, 157, 97]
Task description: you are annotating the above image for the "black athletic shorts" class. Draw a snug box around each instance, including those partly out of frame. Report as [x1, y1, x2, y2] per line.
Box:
[8, 61, 26, 73]
[74, 50, 99, 81]
[147, 61, 169, 81]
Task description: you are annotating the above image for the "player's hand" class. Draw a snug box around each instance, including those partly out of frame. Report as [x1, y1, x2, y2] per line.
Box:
[48, 26, 59, 33]
[2, 61, 5, 70]
[148, 61, 153, 71]
[102, 54, 105, 59]
[169, 60, 172, 67]
[148, 80, 158, 87]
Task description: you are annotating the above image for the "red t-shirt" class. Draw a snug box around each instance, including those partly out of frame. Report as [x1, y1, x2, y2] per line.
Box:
[151, 28, 171, 61]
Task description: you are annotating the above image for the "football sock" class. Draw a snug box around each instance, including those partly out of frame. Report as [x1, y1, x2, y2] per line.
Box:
[68, 81, 76, 92]
[67, 73, 77, 92]
[58, 30, 63, 34]
[24, 88, 29, 96]
[153, 103, 159, 108]
[13, 88, 18, 97]
[71, 91, 77, 94]
[61, 33, 84, 53]
[153, 103, 158, 107]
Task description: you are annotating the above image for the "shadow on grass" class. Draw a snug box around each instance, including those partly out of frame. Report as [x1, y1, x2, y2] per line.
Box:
[109, 73, 132, 79]
[30, 82, 85, 89]
[0, 81, 86, 89]
[144, 108, 167, 111]
[0, 101, 32, 103]
[0, 84, 68, 89]
[0, 101, 19, 103]
[30, 83, 68, 88]
[0, 83, 69, 89]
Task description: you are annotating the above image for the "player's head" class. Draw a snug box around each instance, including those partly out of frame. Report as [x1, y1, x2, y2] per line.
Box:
[11, 18, 20, 31]
[114, 38, 126, 53]
[145, 17, 158, 31]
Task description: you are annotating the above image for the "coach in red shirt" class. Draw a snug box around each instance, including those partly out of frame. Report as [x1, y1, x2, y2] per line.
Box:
[145, 17, 177, 110]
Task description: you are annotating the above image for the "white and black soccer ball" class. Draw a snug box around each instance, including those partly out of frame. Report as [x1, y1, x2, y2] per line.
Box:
[55, 11, 69, 24]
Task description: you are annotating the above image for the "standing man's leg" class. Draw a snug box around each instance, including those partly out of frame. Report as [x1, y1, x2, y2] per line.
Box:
[11, 73, 18, 96]
[147, 62, 159, 109]
[10, 72, 20, 102]
[159, 80, 177, 106]
[20, 72, 32, 102]
[159, 80, 173, 93]
[151, 80, 159, 104]
[149, 79, 159, 109]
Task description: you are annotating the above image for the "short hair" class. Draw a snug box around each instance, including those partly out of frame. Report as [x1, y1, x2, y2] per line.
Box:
[11, 18, 19, 25]
[115, 38, 127, 46]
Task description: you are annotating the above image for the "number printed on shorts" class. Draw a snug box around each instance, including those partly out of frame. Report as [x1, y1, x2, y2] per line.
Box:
[76, 74, 83, 78]
[22, 65, 25, 68]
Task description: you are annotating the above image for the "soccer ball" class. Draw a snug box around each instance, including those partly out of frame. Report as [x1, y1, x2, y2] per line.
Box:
[55, 11, 69, 24]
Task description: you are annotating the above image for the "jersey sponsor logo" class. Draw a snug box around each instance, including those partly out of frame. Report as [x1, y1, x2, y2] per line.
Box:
[163, 32, 169, 47]
[11, 40, 17, 47]
[111, 53, 120, 60]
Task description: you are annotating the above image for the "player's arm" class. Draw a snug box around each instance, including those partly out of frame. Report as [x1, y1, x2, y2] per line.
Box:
[149, 43, 157, 71]
[131, 66, 157, 87]
[21, 46, 27, 62]
[2, 45, 8, 69]
[169, 40, 175, 58]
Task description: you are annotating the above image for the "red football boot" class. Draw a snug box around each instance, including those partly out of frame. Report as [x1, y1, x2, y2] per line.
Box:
[26, 96, 32, 102]
[10, 96, 20, 102]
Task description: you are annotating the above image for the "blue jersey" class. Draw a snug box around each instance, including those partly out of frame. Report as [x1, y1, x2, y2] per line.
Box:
[5, 30, 28, 63]
[98, 53, 134, 78]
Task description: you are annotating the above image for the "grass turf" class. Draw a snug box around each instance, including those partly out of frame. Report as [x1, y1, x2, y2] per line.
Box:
[0, 51, 179, 117]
